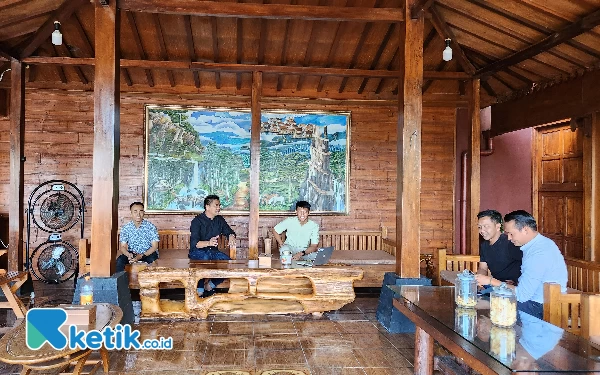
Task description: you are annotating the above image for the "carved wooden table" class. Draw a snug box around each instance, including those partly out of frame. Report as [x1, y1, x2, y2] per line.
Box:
[0, 303, 123, 375]
[137, 258, 363, 319]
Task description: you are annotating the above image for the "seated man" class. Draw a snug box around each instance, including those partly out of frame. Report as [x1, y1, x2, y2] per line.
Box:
[273, 201, 319, 261]
[475, 209, 522, 287]
[116, 202, 159, 273]
[189, 194, 236, 297]
[476, 210, 567, 319]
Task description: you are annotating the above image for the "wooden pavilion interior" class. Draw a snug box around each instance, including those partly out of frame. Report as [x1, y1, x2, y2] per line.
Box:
[2, 0, 600, 372]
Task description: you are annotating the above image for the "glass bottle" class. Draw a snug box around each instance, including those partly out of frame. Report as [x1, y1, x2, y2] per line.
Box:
[455, 270, 477, 308]
[280, 249, 293, 266]
[490, 283, 517, 327]
[80, 276, 93, 305]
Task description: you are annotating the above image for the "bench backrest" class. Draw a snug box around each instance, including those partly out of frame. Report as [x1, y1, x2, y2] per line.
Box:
[543, 282, 582, 336]
[436, 249, 480, 286]
[565, 256, 600, 293]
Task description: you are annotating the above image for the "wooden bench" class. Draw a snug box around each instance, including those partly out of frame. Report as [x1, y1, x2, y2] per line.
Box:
[543, 282, 600, 339]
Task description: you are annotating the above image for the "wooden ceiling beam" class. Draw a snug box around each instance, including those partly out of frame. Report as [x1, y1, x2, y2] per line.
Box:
[19, 0, 88, 59]
[119, 0, 404, 22]
[153, 14, 175, 87]
[358, 22, 395, 94]
[428, 5, 476, 75]
[59, 37, 88, 84]
[464, 47, 534, 85]
[22, 56, 470, 79]
[0, 44, 19, 60]
[50, 45, 67, 84]
[184, 15, 200, 88]
[476, 8, 600, 78]
[276, 3, 294, 92]
[410, 0, 434, 19]
[126, 11, 154, 87]
[295, 17, 320, 91]
[422, 60, 447, 94]
[317, 21, 343, 92]
[374, 46, 399, 94]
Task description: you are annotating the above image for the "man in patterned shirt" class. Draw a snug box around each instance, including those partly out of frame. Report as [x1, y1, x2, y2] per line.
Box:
[116, 202, 160, 273]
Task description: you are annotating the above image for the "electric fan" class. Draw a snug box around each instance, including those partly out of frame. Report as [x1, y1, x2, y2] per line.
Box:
[26, 180, 85, 283]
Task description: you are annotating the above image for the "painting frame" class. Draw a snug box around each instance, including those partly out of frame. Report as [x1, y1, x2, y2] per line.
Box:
[143, 105, 350, 215]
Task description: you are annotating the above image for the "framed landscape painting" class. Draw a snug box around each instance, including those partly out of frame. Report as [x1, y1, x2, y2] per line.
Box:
[144, 105, 349, 214]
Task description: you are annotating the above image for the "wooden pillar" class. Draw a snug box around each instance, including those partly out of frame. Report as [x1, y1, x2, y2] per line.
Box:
[396, 0, 423, 278]
[248, 71, 262, 259]
[91, 0, 120, 277]
[8, 60, 25, 272]
[467, 79, 481, 255]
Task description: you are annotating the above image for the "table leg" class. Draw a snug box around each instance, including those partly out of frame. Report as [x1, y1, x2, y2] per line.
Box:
[71, 350, 91, 375]
[414, 326, 434, 375]
[101, 347, 110, 373]
[20, 366, 32, 375]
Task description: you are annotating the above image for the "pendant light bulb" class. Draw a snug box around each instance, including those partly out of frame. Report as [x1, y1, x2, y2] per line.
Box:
[52, 21, 62, 46]
[443, 38, 452, 62]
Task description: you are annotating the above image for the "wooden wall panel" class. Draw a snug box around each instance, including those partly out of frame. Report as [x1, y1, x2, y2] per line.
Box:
[0, 90, 456, 259]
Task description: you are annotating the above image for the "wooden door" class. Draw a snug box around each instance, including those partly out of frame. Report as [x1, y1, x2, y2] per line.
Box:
[535, 124, 584, 259]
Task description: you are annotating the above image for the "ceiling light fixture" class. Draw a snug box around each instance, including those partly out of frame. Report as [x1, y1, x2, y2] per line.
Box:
[443, 38, 452, 62]
[52, 21, 62, 46]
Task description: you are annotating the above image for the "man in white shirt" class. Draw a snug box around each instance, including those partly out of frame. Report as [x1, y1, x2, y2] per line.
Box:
[273, 201, 319, 261]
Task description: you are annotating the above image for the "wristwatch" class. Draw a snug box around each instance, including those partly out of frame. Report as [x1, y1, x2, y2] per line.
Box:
[301, 250, 307, 256]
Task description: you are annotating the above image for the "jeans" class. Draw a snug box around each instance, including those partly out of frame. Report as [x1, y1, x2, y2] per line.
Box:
[115, 251, 159, 273]
[517, 300, 544, 320]
[189, 248, 231, 288]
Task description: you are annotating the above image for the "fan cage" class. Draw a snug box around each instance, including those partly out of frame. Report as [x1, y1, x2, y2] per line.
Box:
[30, 241, 78, 284]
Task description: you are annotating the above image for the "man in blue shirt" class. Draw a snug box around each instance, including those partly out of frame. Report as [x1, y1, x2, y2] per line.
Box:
[116, 202, 159, 273]
[189, 194, 236, 297]
[476, 210, 567, 319]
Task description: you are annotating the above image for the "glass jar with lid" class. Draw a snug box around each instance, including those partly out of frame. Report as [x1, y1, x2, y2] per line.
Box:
[455, 270, 477, 308]
[490, 282, 517, 327]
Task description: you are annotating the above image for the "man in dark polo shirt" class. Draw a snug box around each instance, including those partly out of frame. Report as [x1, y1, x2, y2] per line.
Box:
[475, 209, 522, 285]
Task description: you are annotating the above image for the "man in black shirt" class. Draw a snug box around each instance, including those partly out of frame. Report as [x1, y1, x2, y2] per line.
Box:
[474, 209, 522, 286]
[189, 194, 236, 297]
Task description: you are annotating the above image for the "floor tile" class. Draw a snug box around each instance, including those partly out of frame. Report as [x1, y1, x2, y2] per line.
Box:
[304, 348, 360, 368]
[256, 369, 310, 375]
[255, 349, 307, 367]
[381, 333, 415, 349]
[212, 322, 254, 335]
[336, 321, 380, 334]
[294, 321, 340, 336]
[299, 334, 351, 349]
[253, 321, 297, 335]
[203, 348, 256, 367]
[352, 348, 412, 368]
[362, 368, 414, 375]
[207, 334, 255, 350]
[254, 334, 302, 350]
[339, 333, 395, 349]
[310, 367, 367, 375]
[212, 314, 255, 322]
[325, 312, 368, 321]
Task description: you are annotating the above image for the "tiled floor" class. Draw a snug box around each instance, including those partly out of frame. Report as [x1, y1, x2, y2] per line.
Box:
[0, 283, 418, 375]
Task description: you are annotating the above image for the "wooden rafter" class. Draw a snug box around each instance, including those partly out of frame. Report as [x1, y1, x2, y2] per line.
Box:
[410, 0, 434, 19]
[0, 44, 18, 60]
[236, 18, 243, 90]
[22, 56, 470, 80]
[211, 17, 220, 89]
[296, 22, 319, 91]
[480, 78, 496, 98]
[428, 5, 475, 75]
[126, 11, 154, 87]
[476, 8, 600, 78]
[120, 0, 404, 22]
[465, 49, 516, 91]
[338, 22, 371, 93]
[51, 45, 67, 84]
[316, 21, 343, 92]
[18, 0, 88, 59]
[276, 1, 295, 92]
[184, 15, 200, 88]
[436, 3, 588, 70]
[257, 17, 267, 64]
[358, 23, 395, 94]
[374, 47, 398, 94]
[59, 37, 88, 84]
[153, 14, 175, 87]
[422, 60, 447, 94]
[464, 47, 535, 85]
